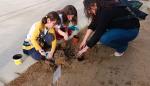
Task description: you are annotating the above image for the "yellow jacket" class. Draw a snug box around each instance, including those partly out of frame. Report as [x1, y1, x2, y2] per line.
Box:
[22, 21, 57, 51]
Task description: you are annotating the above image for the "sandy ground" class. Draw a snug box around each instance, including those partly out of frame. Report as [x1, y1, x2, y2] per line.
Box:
[6, 11, 150, 86]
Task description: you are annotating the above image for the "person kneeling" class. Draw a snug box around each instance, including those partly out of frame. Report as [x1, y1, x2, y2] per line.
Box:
[22, 11, 60, 63]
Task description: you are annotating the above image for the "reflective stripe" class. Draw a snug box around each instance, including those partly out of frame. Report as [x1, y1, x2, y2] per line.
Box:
[22, 45, 34, 50]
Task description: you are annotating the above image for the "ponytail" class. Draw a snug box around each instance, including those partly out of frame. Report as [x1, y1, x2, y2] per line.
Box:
[41, 11, 60, 25]
[42, 16, 48, 24]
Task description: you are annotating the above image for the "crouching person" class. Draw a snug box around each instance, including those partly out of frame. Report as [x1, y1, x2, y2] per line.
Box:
[55, 5, 79, 41]
[22, 11, 60, 61]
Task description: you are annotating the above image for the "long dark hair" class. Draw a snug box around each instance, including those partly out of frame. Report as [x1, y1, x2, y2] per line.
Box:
[42, 11, 60, 25]
[83, 0, 119, 18]
[60, 5, 78, 25]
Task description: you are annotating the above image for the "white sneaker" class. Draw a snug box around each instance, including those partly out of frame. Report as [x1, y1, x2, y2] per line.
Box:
[114, 51, 124, 57]
[96, 42, 102, 45]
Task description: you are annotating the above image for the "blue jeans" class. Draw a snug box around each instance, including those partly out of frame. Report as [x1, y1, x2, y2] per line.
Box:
[100, 28, 139, 53]
[23, 33, 53, 60]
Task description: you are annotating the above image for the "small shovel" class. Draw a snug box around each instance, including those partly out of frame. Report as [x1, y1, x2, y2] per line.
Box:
[52, 65, 61, 86]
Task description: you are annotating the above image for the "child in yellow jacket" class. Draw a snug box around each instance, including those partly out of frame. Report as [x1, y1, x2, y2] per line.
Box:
[22, 11, 60, 60]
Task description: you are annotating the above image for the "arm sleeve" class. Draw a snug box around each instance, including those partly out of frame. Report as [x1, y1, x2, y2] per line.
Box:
[50, 28, 57, 51]
[30, 23, 42, 51]
[88, 17, 96, 31]
[87, 8, 113, 48]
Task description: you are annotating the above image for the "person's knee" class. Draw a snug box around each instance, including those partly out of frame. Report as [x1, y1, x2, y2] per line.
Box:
[31, 53, 42, 60]
[100, 35, 111, 45]
[23, 49, 30, 55]
[30, 49, 42, 60]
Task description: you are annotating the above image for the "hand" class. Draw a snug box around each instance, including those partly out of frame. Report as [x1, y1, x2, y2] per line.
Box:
[64, 33, 69, 40]
[46, 52, 53, 59]
[77, 46, 89, 57]
[79, 40, 86, 50]
[39, 49, 46, 56]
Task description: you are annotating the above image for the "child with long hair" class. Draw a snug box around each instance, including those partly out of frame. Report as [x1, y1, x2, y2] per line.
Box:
[55, 5, 79, 41]
[22, 11, 60, 61]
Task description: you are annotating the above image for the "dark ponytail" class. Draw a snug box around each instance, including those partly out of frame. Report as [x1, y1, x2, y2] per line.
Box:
[42, 11, 61, 25]
[42, 16, 48, 24]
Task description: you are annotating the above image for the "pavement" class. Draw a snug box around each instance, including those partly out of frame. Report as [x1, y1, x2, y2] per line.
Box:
[0, 0, 87, 84]
[0, 82, 4, 86]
